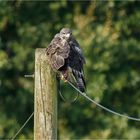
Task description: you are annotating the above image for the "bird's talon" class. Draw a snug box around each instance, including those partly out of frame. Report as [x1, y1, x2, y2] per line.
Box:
[64, 79, 67, 83]
[61, 75, 64, 80]
[60, 74, 67, 82]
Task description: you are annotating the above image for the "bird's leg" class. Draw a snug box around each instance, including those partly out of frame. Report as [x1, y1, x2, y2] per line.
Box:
[60, 71, 68, 82]
[61, 74, 67, 82]
[56, 72, 67, 83]
[60, 67, 75, 83]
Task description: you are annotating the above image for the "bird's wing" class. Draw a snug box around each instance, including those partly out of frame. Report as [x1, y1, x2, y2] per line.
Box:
[69, 36, 86, 64]
[68, 37, 85, 71]
[68, 37, 86, 92]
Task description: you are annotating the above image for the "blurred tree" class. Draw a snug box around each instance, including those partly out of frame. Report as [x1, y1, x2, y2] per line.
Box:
[0, 0, 140, 139]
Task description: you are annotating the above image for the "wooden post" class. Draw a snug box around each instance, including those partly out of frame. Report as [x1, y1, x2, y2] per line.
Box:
[34, 48, 57, 140]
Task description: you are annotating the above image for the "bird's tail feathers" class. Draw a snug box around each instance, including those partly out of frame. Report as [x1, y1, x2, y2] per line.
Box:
[72, 69, 86, 93]
[76, 78, 85, 92]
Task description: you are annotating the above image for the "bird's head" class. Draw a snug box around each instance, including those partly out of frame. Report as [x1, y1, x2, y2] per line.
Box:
[60, 28, 72, 40]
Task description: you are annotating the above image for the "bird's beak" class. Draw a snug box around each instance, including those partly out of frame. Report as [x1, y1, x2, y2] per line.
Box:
[65, 33, 70, 38]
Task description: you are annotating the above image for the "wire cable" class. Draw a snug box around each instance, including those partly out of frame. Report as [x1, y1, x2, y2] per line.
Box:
[10, 79, 140, 140]
[11, 112, 34, 140]
[67, 81, 140, 121]
[58, 79, 79, 103]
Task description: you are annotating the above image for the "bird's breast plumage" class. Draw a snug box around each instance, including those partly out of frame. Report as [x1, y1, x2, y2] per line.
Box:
[46, 34, 70, 71]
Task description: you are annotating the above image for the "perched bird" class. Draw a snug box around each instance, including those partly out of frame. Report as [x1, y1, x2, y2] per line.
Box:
[46, 28, 86, 92]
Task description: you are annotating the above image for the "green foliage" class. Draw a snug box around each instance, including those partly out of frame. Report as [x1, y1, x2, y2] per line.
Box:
[0, 0, 140, 139]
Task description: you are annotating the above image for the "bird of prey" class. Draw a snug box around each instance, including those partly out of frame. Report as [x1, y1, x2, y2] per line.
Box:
[46, 28, 86, 92]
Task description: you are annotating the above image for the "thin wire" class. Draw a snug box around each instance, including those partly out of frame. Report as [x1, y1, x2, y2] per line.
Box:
[67, 81, 140, 121]
[58, 79, 79, 103]
[11, 112, 34, 140]
[58, 89, 79, 103]
[10, 79, 140, 140]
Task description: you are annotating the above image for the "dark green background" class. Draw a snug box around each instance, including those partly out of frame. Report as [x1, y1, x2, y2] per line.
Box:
[0, 1, 140, 139]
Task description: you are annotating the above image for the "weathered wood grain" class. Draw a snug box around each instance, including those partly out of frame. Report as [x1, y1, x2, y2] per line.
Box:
[34, 48, 57, 140]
